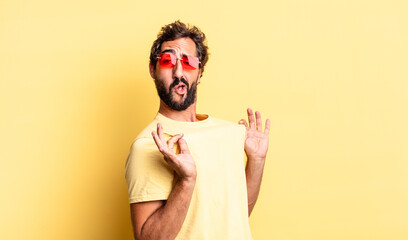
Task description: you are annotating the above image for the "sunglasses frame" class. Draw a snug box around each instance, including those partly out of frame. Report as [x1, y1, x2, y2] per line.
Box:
[157, 52, 201, 70]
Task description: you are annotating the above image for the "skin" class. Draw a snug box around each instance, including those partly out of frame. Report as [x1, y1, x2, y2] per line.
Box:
[130, 37, 270, 240]
[239, 109, 271, 215]
[151, 37, 201, 122]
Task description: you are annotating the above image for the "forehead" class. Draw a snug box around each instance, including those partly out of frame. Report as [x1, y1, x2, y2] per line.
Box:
[160, 37, 197, 57]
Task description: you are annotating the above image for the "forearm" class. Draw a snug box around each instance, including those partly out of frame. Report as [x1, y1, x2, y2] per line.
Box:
[245, 158, 265, 216]
[137, 178, 195, 240]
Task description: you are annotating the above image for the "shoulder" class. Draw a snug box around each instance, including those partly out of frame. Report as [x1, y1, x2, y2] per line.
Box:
[132, 118, 160, 141]
[126, 118, 160, 165]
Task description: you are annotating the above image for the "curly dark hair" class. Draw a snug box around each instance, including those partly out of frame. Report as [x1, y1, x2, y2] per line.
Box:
[149, 20, 209, 76]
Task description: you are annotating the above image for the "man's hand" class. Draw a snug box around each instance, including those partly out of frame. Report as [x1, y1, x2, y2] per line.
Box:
[152, 123, 197, 181]
[239, 108, 271, 161]
[131, 123, 196, 240]
[239, 108, 270, 216]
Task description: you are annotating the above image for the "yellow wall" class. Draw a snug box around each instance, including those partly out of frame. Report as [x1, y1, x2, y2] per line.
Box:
[1, 0, 407, 239]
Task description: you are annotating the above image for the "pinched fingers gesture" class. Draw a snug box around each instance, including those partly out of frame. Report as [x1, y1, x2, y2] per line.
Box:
[239, 108, 271, 161]
[152, 123, 197, 180]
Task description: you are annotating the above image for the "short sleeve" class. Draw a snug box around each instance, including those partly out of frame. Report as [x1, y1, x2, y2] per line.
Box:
[125, 137, 174, 203]
[237, 124, 248, 167]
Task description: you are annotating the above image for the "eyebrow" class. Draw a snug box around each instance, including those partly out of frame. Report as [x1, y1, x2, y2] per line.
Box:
[161, 49, 176, 54]
[161, 49, 189, 57]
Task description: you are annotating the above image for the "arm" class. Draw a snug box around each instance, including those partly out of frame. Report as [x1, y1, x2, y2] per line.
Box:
[245, 156, 266, 216]
[131, 178, 195, 240]
[131, 123, 196, 240]
[239, 108, 270, 217]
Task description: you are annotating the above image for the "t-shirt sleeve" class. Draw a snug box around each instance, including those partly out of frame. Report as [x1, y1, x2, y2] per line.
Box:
[237, 124, 248, 167]
[125, 137, 174, 204]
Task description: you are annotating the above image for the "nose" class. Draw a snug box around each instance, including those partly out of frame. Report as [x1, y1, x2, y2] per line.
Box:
[173, 58, 184, 79]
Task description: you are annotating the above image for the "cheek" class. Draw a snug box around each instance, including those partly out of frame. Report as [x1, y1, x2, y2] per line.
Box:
[155, 70, 173, 83]
[185, 71, 200, 82]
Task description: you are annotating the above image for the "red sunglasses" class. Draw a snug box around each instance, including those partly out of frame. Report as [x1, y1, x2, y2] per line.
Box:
[157, 52, 200, 70]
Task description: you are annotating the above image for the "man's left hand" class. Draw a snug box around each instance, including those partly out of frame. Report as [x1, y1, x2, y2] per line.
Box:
[239, 108, 271, 162]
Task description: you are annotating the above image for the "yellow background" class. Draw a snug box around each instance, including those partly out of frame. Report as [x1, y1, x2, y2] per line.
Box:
[1, 0, 407, 239]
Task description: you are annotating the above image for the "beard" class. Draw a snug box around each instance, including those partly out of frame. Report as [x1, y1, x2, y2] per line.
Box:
[154, 77, 198, 111]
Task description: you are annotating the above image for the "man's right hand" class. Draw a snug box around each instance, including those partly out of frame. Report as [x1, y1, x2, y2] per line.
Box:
[152, 123, 197, 181]
[132, 123, 196, 239]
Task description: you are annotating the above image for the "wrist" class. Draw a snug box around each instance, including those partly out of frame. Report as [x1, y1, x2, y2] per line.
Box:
[178, 176, 196, 187]
[247, 156, 266, 163]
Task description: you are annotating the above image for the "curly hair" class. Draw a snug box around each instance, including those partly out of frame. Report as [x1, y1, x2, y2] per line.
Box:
[149, 20, 209, 76]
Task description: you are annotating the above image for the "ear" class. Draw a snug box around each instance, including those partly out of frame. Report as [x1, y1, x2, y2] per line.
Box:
[149, 62, 155, 79]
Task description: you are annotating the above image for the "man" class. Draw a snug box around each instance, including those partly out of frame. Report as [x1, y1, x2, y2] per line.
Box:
[125, 20, 270, 240]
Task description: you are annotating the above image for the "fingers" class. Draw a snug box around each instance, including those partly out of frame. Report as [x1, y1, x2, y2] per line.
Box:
[255, 111, 262, 131]
[246, 108, 271, 134]
[152, 123, 171, 154]
[157, 123, 165, 140]
[238, 119, 249, 130]
[167, 133, 184, 150]
[264, 118, 271, 135]
[247, 108, 255, 129]
[178, 138, 190, 154]
[152, 130, 165, 153]
[152, 123, 187, 156]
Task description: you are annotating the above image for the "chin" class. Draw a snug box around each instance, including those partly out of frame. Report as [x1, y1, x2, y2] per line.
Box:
[171, 94, 186, 102]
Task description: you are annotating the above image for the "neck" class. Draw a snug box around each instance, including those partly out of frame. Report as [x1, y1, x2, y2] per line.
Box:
[158, 100, 198, 122]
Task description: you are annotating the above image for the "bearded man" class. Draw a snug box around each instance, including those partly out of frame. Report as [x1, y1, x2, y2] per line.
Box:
[125, 20, 270, 240]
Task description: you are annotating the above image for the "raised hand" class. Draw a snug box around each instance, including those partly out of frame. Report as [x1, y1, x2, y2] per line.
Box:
[152, 123, 197, 181]
[239, 108, 271, 161]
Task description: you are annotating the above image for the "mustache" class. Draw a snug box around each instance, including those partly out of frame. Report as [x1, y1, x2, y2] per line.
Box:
[169, 77, 189, 91]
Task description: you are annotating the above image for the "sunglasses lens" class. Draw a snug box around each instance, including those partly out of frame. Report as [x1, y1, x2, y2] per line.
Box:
[158, 53, 175, 68]
[181, 56, 199, 70]
[158, 53, 199, 70]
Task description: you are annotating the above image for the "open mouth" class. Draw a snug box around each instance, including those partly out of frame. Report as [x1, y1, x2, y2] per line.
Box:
[174, 83, 187, 95]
